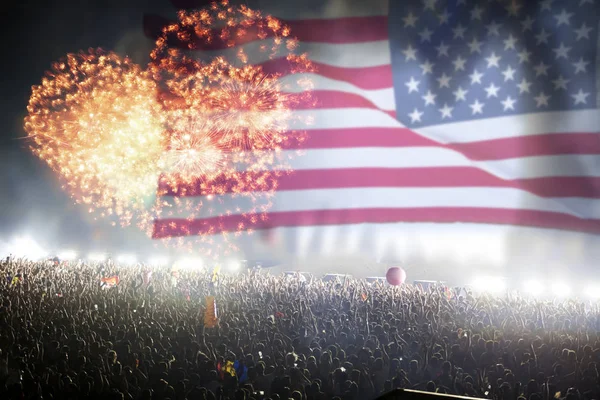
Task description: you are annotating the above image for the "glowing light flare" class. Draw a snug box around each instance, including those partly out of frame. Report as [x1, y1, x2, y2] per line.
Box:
[523, 279, 544, 297]
[117, 254, 137, 264]
[58, 250, 77, 260]
[584, 285, 600, 300]
[8, 237, 47, 260]
[149, 256, 169, 265]
[551, 282, 572, 297]
[24, 49, 167, 228]
[162, 114, 228, 182]
[176, 257, 204, 270]
[471, 276, 507, 295]
[88, 253, 107, 262]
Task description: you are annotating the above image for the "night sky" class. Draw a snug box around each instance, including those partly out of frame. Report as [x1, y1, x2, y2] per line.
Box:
[1, 0, 599, 278]
[1, 0, 166, 252]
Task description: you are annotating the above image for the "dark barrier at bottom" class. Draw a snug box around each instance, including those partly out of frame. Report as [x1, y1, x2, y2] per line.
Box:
[376, 389, 486, 400]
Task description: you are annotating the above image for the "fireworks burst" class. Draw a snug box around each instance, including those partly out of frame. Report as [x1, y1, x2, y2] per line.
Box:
[162, 114, 227, 183]
[24, 1, 315, 258]
[149, 0, 315, 253]
[24, 49, 166, 226]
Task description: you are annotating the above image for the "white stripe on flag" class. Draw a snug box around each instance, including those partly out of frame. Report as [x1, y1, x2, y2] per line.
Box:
[186, 39, 392, 68]
[162, 187, 600, 219]
[419, 109, 600, 143]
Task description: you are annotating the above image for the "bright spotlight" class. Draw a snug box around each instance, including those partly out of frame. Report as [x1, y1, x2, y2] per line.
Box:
[58, 250, 77, 261]
[523, 280, 544, 296]
[117, 254, 137, 264]
[551, 282, 572, 297]
[471, 276, 506, 295]
[88, 253, 106, 262]
[11, 237, 47, 260]
[177, 257, 203, 270]
[227, 259, 241, 272]
[149, 256, 169, 266]
[584, 285, 600, 300]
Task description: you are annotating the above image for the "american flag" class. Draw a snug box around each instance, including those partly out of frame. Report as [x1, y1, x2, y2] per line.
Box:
[145, 0, 600, 255]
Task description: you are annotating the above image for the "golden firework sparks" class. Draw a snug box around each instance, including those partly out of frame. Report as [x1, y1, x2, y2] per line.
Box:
[24, 49, 166, 227]
[147, 0, 315, 256]
[24, 1, 315, 259]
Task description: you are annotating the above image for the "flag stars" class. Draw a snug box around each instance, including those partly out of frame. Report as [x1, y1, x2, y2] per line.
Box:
[552, 43, 571, 59]
[419, 27, 433, 42]
[534, 92, 550, 107]
[540, 0, 554, 11]
[534, 61, 550, 77]
[517, 78, 532, 94]
[517, 49, 532, 64]
[468, 38, 483, 54]
[485, 83, 500, 98]
[435, 42, 450, 57]
[471, 6, 483, 21]
[501, 96, 516, 111]
[422, 90, 437, 106]
[403, 12, 418, 28]
[408, 108, 424, 123]
[554, 9, 573, 26]
[420, 60, 435, 75]
[439, 103, 454, 119]
[469, 69, 484, 84]
[503, 34, 518, 50]
[452, 24, 467, 39]
[437, 9, 451, 24]
[571, 89, 590, 105]
[453, 86, 468, 102]
[575, 23, 593, 40]
[502, 65, 516, 81]
[470, 6, 484, 20]
[552, 75, 570, 90]
[506, 0, 522, 17]
[521, 16, 534, 31]
[403, 45, 418, 61]
[486, 21, 502, 36]
[535, 29, 551, 45]
[437, 73, 452, 88]
[485, 52, 501, 68]
[405, 77, 420, 93]
[423, 0, 437, 11]
[452, 56, 467, 71]
[469, 99, 485, 115]
[573, 58, 589, 74]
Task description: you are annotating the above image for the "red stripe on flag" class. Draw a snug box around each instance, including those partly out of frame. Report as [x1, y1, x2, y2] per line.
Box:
[158, 168, 600, 198]
[261, 59, 393, 90]
[277, 129, 600, 160]
[451, 133, 600, 160]
[152, 208, 600, 238]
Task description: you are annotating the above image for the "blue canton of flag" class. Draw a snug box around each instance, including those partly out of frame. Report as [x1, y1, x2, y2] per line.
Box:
[389, 0, 599, 128]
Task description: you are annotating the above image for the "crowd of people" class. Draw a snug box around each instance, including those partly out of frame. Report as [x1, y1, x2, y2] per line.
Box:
[1, 256, 600, 400]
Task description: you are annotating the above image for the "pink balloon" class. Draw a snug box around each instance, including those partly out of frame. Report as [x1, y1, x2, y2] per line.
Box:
[386, 267, 406, 286]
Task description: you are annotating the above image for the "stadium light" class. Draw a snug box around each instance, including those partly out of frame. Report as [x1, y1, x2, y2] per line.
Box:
[227, 259, 241, 272]
[58, 250, 77, 261]
[117, 254, 137, 264]
[177, 257, 203, 270]
[523, 279, 544, 297]
[11, 236, 47, 260]
[551, 282, 572, 298]
[584, 285, 600, 300]
[471, 276, 506, 295]
[88, 253, 106, 262]
[149, 256, 169, 266]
